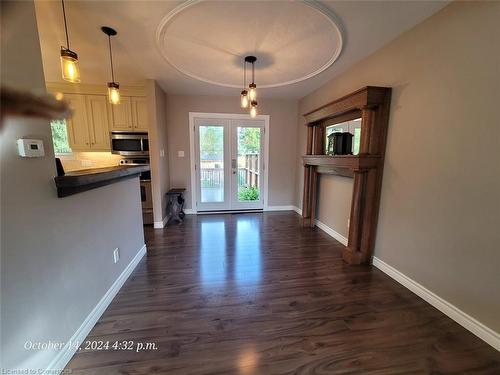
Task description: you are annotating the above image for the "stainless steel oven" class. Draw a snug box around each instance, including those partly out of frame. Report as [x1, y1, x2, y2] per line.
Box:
[111, 131, 149, 156]
[119, 158, 153, 224]
[119, 158, 151, 181]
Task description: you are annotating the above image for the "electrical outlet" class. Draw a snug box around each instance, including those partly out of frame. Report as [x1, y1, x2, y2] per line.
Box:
[113, 248, 120, 264]
[81, 159, 92, 167]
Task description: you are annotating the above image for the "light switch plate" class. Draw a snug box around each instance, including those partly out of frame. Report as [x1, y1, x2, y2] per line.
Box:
[178, 150, 185, 157]
[160, 149, 165, 157]
[113, 248, 120, 264]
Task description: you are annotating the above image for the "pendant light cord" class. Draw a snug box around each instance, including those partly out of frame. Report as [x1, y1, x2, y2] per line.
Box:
[61, 0, 70, 49]
[108, 35, 115, 83]
[252, 61, 255, 84]
[243, 60, 247, 89]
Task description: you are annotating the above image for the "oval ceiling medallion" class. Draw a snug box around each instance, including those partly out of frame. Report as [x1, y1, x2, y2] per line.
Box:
[156, 0, 343, 89]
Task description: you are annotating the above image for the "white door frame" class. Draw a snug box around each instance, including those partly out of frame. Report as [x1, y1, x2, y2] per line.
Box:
[189, 112, 270, 213]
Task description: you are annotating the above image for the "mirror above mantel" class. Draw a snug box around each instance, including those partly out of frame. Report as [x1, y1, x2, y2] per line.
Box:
[301, 86, 392, 265]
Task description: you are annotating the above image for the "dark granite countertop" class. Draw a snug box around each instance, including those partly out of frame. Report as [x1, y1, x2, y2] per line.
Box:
[54, 165, 150, 197]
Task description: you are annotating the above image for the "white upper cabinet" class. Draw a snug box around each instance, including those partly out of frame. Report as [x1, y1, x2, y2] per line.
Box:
[65, 94, 112, 151]
[131, 97, 149, 132]
[110, 96, 148, 132]
[110, 96, 133, 131]
[65, 93, 90, 151]
[46, 83, 149, 152]
[86, 95, 111, 150]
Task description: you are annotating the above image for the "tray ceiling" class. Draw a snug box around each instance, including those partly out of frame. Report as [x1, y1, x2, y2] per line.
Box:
[156, 0, 343, 88]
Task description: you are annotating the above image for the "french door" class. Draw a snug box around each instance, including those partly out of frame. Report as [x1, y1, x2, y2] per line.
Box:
[193, 116, 265, 212]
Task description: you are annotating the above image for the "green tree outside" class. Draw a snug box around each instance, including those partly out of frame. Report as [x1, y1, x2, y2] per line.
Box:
[50, 120, 72, 154]
[200, 126, 223, 159]
[238, 127, 260, 154]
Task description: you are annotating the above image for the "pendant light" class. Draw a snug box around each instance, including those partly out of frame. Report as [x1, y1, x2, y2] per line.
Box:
[102, 26, 120, 105]
[240, 60, 249, 108]
[60, 0, 80, 83]
[241, 55, 258, 117]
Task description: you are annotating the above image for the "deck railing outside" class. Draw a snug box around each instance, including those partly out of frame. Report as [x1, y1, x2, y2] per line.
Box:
[201, 154, 259, 188]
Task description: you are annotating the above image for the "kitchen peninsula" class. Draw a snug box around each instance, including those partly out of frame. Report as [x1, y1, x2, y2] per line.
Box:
[54, 164, 149, 198]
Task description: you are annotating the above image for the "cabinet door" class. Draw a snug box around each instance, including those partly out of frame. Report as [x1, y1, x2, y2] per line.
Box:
[132, 97, 149, 132]
[65, 93, 90, 151]
[110, 96, 133, 131]
[86, 95, 111, 151]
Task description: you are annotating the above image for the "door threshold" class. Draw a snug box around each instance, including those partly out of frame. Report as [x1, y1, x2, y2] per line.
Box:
[196, 209, 263, 215]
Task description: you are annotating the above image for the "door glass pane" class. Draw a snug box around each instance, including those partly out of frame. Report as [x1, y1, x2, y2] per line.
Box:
[199, 126, 224, 203]
[237, 127, 261, 202]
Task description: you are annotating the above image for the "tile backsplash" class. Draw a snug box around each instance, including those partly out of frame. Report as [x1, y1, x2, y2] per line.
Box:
[58, 152, 122, 172]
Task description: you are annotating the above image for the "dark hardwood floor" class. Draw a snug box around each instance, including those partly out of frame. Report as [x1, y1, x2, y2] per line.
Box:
[66, 212, 500, 374]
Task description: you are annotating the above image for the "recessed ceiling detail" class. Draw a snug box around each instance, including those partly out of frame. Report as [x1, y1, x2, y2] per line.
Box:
[156, 0, 343, 89]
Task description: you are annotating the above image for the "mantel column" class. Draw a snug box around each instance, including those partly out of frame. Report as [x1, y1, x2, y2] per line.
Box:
[343, 169, 367, 264]
[302, 125, 315, 226]
[359, 106, 376, 155]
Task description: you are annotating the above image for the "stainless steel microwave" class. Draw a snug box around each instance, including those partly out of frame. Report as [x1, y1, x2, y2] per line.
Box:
[110, 131, 149, 156]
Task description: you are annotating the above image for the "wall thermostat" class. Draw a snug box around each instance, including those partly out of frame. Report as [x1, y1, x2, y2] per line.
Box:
[17, 138, 45, 158]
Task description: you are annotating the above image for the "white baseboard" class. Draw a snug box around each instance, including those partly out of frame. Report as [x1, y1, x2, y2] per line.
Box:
[291, 205, 348, 246]
[155, 210, 195, 226]
[153, 215, 168, 229]
[46, 244, 147, 372]
[372, 256, 500, 352]
[183, 206, 301, 216]
[265, 205, 296, 211]
[314, 219, 349, 246]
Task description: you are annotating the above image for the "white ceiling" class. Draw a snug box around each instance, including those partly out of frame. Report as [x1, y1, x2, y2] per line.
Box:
[34, 0, 448, 99]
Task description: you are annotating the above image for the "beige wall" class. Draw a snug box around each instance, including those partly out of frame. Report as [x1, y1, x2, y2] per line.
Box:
[148, 80, 170, 222]
[316, 176, 353, 238]
[1, 1, 145, 370]
[295, 1, 500, 332]
[166, 95, 298, 209]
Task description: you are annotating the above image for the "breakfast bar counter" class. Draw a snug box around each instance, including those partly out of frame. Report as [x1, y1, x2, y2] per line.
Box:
[54, 165, 150, 198]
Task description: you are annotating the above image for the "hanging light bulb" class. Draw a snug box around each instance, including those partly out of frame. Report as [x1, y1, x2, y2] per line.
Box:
[248, 83, 257, 101]
[102, 27, 120, 105]
[60, 0, 80, 83]
[108, 82, 120, 105]
[250, 100, 258, 118]
[240, 90, 249, 108]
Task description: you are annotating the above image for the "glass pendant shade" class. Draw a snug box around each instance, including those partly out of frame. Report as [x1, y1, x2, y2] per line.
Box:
[60, 48, 80, 83]
[248, 83, 257, 101]
[107, 82, 120, 105]
[250, 100, 258, 118]
[240, 90, 249, 108]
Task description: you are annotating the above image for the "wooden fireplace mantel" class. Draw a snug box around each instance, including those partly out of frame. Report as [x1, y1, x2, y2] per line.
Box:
[302, 86, 392, 265]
